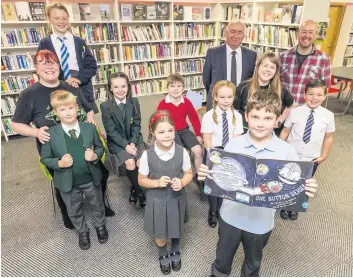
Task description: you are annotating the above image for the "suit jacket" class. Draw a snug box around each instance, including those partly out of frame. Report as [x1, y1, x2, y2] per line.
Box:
[38, 36, 97, 103]
[40, 122, 104, 193]
[203, 44, 257, 110]
[100, 97, 144, 154]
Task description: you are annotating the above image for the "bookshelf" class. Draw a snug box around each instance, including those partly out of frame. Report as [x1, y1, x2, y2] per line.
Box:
[1, 0, 320, 140]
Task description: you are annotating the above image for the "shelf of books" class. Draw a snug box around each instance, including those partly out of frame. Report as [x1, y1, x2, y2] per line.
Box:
[343, 23, 353, 67]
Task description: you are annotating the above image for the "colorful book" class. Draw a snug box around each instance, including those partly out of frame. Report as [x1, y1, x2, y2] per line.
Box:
[203, 7, 211, 20]
[192, 7, 202, 20]
[272, 8, 283, 23]
[2, 3, 18, 21]
[156, 2, 169, 20]
[15, 2, 32, 21]
[173, 5, 183, 20]
[133, 4, 147, 20]
[78, 3, 91, 21]
[147, 4, 156, 20]
[28, 2, 46, 21]
[120, 4, 132, 21]
[100, 4, 111, 21]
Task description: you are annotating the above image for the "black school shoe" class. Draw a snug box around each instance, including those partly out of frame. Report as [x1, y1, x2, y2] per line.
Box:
[170, 251, 182, 271]
[105, 206, 115, 217]
[79, 231, 91, 250]
[129, 189, 138, 204]
[289, 211, 298, 221]
[208, 211, 217, 228]
[280, 210, 290, 220]
[159, 255, 171, 275]
[96, 225, 109, 244]
[137, 193, 146, 209]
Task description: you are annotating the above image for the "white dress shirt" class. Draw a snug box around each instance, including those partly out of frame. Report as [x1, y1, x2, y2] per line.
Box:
[201, 106, 244, 147]
[61, 120, 80, 138]
[165, 94, 185, 105]
[139, 142, 191, 176]
[51, 32, 79, 71]
[284, 104, 335, 161]
[226, 44, 242, 86]
[115, 97, 127, 106]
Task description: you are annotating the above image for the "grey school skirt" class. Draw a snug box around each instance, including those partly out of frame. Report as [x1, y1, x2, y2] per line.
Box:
[112, 143, 146, 167]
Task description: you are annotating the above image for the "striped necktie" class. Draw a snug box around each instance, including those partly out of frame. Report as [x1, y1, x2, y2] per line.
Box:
[222, 111, 229, 147]
[303, 110, 314, 144]
[58, 37, 71, 80]
[68, 129, 77, 139]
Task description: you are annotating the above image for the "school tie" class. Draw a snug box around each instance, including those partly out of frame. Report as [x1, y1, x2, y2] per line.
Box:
[303, 110, 314, 144]
[231, 51, 237, 86]
[57, 37, 71, 80]
[68, 129, 77, 139]
[119, 102, 125, 120]
[222, 112, 229, 147]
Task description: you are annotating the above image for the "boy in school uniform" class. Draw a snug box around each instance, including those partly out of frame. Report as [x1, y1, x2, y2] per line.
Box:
[157, 73, 203, 183]
[197, 90, 318, 277]
[279, 79, 335, 221]
[38, 2, 97, 111]
[41, 90, 108, 250]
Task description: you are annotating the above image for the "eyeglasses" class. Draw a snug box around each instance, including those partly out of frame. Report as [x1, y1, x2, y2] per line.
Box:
[35, 60, 59, 67]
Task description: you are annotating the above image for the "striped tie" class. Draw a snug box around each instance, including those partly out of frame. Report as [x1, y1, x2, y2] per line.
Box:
[58, 37, 71, 80]
[303, 110, 314, 144]
[222, 111, 229, 147]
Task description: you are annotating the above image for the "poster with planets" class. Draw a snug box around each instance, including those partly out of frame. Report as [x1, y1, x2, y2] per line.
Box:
[204, 148, 314, 212]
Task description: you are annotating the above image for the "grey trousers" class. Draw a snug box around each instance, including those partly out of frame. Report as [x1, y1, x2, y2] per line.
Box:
[60, 181, 106, 233]
[211, 217, 272, 277]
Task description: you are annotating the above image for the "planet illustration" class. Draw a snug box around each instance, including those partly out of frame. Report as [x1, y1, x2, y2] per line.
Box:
[211, 157, 248, 191]
[256, 164, 269, 175]
[278, 162, 302, 185]
[266, 180, 284, 193]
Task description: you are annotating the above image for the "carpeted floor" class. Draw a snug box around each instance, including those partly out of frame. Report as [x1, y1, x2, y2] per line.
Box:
[1, 97, 353, 277]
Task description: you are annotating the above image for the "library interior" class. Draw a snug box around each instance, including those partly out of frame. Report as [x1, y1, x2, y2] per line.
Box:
[1, 0, 353, 276]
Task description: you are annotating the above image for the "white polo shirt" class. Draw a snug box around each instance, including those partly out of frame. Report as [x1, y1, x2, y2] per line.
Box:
[284, 104, 335, 161]
[51, 32, 79, 71]
[201, 106, 244, 147]
[139, 142, 191, 176]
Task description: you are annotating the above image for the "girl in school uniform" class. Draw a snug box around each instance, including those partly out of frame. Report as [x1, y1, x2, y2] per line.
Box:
[138, 110, 193, 275]
[201, 80, 244, 228]
[100, 72, 146, 208]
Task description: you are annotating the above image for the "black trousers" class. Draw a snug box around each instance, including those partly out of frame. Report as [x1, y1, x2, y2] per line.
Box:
[55, 160, 109, 223]
[211, 217, 272, 277]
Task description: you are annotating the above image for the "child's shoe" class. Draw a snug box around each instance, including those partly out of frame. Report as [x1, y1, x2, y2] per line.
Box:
[289, 211, 298, 220]
[208, 210, 217, 228]
[171, 251, 181, 271]
[159, 255, 171, 275]
[137, 193, 146, 209]
[105, 206, 115, 217]
[96, 225, 109, 244]
[280, 210, 290, 220]
[79, 231, 91, 250]
[129, 189, 137, 204]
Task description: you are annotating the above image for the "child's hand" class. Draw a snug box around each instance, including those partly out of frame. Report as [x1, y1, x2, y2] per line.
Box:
[304, 178, 318, 198]
[171, 178, 183, 191]
[197, 136, 203, 145]
[313, 156, 326, 164]
[58, 153, 73, 168]
[126, 144, 136, 155]
[158, 176, 171, 188]
[197, 164, 211, 181]
[85, 148, 98, 162]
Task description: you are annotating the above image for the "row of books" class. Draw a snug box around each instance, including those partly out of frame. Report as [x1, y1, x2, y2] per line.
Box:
[184, 75, 204, 90]
[174, 42, 213, 57]
[1, 75, 36, 93]
[1, 26, 51, 47]
[174, 59, 205, 74]
[131, 79, 167, 96]
[343, 57, 353, 67]
[2, 2, 46, 21]
[344, 46, 353, 57]
[124, 61, 171, 81]
[348, 34, 353, 45]
[225, 4, 252, 22]
[1, 54, 35, 71]
[1, 95, 18, 116]
[71, 23, 117, 44]
[121, 24, 170, 42]
[95, 87, 109, 102]
[91, 46, 119, 64]
[2, 118, 15, 135]
[251, 45, 285, 56]
[92, 65, 119, 85]
[175, 23, 215, 40]
[122, 44, 171, 61]
[251, 26, 297, 48]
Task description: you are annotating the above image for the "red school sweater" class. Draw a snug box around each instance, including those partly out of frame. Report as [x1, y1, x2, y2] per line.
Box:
[157, 97, 201, 136]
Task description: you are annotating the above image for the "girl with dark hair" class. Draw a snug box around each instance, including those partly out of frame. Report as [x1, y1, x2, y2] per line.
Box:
[100, 72, 146, 208]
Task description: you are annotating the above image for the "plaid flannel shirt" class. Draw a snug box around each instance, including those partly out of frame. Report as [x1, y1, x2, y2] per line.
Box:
[279, 45, 331, 105]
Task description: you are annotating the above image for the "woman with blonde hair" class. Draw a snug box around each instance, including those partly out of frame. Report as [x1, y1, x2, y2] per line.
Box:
[235, 52, 295, 135]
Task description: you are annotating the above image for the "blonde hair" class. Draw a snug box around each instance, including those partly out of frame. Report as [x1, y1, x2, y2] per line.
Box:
[249, 52, 282, 99]
[50, 90, 77, 110]
[247, 89, 281, 117]
[212, 80, 237, 126]
[167, 73, 185, 87]
[47, 2, 69, 17]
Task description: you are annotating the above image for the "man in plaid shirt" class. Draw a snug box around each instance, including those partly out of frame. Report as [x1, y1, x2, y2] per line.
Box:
[280, 20, 331, 105]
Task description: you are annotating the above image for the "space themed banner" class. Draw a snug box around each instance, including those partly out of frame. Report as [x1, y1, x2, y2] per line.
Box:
[204, 149, 314, 212]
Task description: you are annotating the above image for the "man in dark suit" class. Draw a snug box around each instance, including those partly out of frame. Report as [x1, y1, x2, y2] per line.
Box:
[38, 3, 97, 111]
[203, 21, 257, 111]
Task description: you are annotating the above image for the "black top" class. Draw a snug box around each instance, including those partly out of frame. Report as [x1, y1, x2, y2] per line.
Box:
[296, 52, 309, 71]
[234, 79, 294, 129]
[12, 81, 92, 153]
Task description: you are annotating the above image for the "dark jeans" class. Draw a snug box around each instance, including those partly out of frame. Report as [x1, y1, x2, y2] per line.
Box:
[211, 217, 272, 277]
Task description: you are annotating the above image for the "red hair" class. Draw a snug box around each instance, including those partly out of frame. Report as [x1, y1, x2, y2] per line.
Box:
[34, 50, 60, 64]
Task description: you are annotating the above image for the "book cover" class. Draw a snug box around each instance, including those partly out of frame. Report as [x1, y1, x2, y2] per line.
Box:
[203, 6, 211, 20]
[28, 2, 46, 21]
[226, 6, 232, 21]
[281, 5, 292, 23]
[146, 4, 156, 20]
[264, 11, 272, 22]
[173, 5, 183, 20]
[133, 4, 146, 20]
[100, 4, 111, 21]
[241, 4, 252, 21]
[204, 148, 314, 211]
[120, 4, 132, 21]
[192, 7, 202, 20]
[156, 2, 169, 20]
[2, 3, 18, 21]
[232, 6, 241, 21]
[15, 2, 32, 21]
[294, 6, 303, 24]
[78, 3, 91, 21]
[272, 8, 283, 23]
[89, 4, 101, 21]
[184, 6, 192, 21]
